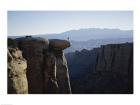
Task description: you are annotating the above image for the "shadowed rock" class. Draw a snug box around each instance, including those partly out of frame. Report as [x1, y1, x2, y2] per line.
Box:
[8, 36, 72, 94]
[16, 37, 49, 93]
[43, 50, 59, 94]
[66, 43, 133, 94]
[48, 39, 72, 93]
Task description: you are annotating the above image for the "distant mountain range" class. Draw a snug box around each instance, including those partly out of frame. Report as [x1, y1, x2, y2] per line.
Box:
[9, 28, 133, 41]
[65, 38, 133, 53]
[39, 28, 133, 41]
[9, 28, 133, 53]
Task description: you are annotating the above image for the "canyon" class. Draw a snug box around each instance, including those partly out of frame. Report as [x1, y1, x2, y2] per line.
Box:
[66, 42, 133, 93]
[8, 36, 133, 94]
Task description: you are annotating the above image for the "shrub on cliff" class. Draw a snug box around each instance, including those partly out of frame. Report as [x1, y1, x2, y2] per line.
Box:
[8, 38, 18, 48]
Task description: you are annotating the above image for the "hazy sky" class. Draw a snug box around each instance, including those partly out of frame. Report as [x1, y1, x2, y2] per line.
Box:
[8, 11, 133, 36]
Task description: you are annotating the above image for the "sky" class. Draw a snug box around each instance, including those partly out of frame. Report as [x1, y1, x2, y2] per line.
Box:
[8, 11, 133, 36]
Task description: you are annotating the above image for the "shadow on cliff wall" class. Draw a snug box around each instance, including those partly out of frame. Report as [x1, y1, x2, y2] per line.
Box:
[66, 43, 133, 94]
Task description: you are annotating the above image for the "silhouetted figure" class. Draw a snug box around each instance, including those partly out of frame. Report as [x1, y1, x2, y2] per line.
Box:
[67, 37, 69, 41]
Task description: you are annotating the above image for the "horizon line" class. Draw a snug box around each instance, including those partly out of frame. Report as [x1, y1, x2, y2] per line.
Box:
[8, 27, 133, 36]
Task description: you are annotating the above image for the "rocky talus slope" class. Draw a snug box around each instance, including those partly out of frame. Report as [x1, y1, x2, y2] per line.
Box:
[8, 36, 71, 94]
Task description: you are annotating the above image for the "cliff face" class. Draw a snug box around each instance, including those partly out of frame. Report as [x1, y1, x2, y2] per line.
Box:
[95, 43, 133, 73]
[8, 37, 133, 94]
[8, 37, 71, 94]
[8, 48, 28, 94]
[66, 43, 133, 94]
[92, 43, 133, 93]
[16, 37, 49, 94]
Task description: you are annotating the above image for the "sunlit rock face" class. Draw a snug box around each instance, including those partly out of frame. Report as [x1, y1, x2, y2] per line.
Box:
[8, 36, 71, 94]
[8, 47, 28, 94]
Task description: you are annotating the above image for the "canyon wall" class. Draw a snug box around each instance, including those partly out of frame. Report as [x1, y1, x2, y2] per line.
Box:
[66, 43, 133, 94]
[8, 36, 133, 94]
[95, 43, 133, 73]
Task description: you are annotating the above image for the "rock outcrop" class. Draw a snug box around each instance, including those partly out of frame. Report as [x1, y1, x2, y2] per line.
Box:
[95, 43, 133, 73]
[92, 43, 133, 93]
[49, 39, 71, 93]
[8, 36, 71, 94]
[8, 36, 133, 94]
[8, 47, 28, 94]
[16, 37, 49, 93]
[66, 43, 133, 94]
